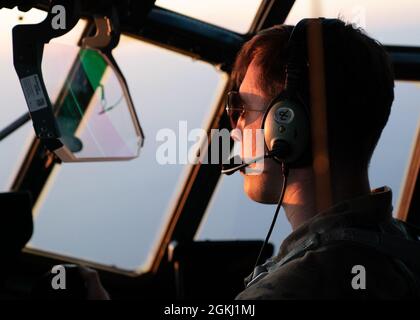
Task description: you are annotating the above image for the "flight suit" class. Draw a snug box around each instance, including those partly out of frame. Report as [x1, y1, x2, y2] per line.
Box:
[236, 187, 420, 299]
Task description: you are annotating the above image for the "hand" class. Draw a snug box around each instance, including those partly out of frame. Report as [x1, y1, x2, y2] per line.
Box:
[78, 266, 111, 300]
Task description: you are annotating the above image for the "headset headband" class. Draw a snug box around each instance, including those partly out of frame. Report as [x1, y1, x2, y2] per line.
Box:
[284, 19, 311, 95]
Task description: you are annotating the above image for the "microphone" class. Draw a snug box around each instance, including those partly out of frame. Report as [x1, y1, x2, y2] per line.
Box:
[221, 140, 291, 175]
[221, 154, 272, 175]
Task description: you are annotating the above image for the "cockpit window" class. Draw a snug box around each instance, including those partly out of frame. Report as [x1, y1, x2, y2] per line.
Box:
[155, 0, 263, 33]
[286, 0, 420, 46]
[28, 34, 226, 272]
[2, 1, 419, 277]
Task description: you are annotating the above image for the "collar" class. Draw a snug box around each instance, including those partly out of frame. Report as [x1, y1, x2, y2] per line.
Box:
[244, 186, 393, 288]
[277, 186, 393, 261]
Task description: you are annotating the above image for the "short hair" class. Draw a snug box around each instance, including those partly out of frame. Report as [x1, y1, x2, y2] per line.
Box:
[230, 20, 395, 169]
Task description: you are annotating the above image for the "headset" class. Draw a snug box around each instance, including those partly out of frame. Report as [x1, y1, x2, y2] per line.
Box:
[221, 18, 336, 275]
[262, 20, 314, 169]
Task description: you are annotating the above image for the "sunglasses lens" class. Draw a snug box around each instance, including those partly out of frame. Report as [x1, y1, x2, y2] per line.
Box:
[226, 92, 243, 128]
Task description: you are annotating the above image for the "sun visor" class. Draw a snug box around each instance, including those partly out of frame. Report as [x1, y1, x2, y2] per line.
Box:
[12, 1, 144, 162]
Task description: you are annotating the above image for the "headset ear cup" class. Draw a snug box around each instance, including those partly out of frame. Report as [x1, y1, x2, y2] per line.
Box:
[263, 97, 310, 166]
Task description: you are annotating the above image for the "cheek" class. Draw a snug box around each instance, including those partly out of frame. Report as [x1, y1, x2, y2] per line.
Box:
[241, 115, 266, 159]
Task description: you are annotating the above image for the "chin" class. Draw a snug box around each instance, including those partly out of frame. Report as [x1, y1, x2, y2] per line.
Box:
[243, 172, 283, 204]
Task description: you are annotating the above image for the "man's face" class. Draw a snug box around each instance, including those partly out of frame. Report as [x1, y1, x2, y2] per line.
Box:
[234, 60, 284, 204]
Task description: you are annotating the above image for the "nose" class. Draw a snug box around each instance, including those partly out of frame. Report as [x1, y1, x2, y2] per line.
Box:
[230, 128, 242, 142]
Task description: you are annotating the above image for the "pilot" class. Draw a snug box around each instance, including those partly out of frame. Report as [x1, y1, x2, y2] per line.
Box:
[80, 18, 420, 300]
[231, 18, 420, 299]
